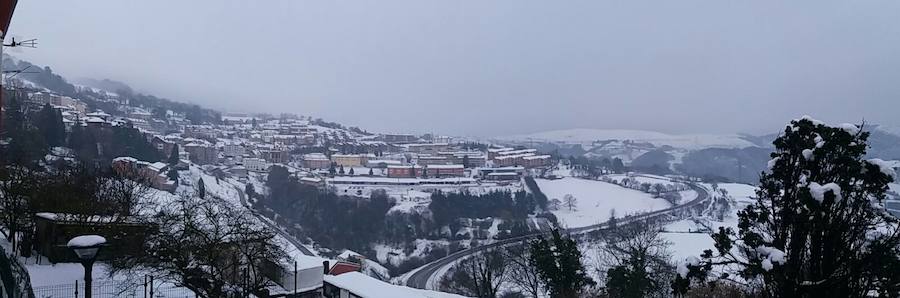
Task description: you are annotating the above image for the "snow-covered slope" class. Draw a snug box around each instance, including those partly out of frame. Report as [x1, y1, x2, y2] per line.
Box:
[497, 128, 757, 150]
[537, 177, 673, 228]
[875, 125, 900, 137]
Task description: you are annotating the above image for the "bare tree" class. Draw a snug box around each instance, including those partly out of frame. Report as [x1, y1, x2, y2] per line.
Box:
[110, 193, 286, 298]
[0, 166, 40, 252]
[31, 164, 154, 225]
[563, 194, 577, 211]
[504, 241, 543, 298]
[595, 220, 674, 298]
[440, 248, 509, 298]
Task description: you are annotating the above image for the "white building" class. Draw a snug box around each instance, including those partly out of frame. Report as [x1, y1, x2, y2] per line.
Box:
[244, 157, 269, 172]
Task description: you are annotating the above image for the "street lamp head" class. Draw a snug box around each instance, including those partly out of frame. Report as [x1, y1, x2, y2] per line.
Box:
[67, 235, 107, 262]
[68, 235, 106, 298]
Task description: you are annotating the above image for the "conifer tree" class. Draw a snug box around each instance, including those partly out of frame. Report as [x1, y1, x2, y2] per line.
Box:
[674, 117, 900, 297]
[167, 168, 179, 183]
[197, 178, 206, 199]
[529, 229, 595, 297]
[168, 144, 180, 165]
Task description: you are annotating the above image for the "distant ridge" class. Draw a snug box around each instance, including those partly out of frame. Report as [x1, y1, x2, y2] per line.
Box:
[495, 128, 758, 150]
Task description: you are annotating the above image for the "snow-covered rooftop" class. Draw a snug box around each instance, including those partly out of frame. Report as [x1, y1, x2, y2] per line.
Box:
[425, 164, 464, 169]
[324, 272, 465, 298]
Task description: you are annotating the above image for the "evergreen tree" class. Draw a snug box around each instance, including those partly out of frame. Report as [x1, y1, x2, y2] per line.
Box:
[167, 168, 179, 183]
[245, 183, 256, 197]
[168, 144, 180, 165]
[368, 168, 374, 176]
[69, 124, 98, 162]
[109, 124, 160, 162]
[329, 162, 337, 177]
[197, 178, 206, 199]
[4, 97, 48, 166]
[2, 93, 25, 133]
[37, 104, 65, 147]
[674, 118, 900, 297]
[601, 221, 673, 298]
[348, 167, 355, 175]
[338, 165, 345, 175]
[529, 229, 595, 297]
[611, 158, 627, 174]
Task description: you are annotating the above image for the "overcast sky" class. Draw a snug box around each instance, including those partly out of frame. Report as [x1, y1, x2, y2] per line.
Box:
[8, 1, 900, 136]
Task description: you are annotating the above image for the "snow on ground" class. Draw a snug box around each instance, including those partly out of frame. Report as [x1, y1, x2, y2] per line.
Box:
[188, 166, 241, 205]
[24, 260, 113, 287]
[551, 165, 575, 177]
[661, 233, 716, 261]
[2, 238, 193, 295]
[335, 181, 524, 216]
[339, 250, 391, 280]
[278, 236, 331, 269]
[333, 181, 523, 201]
[606, 173, 673, 185]
[374, 240, 450, 267]
[247, 172, 269, 196]
[665, 183, 758, 262]
[537, 177, 673, 228]
[679, 189, 698, 202]
[388, 194, 431, 214]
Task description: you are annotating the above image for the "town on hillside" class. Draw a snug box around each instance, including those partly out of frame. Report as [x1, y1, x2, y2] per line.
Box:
[3, 2, 900, 298]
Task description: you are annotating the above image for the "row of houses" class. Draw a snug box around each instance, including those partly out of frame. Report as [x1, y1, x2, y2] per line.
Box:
[111, 157, 177, 192]
[29, 92, 88, 114]
[385, 164, 465, 178]
[488, 147, 552, 167]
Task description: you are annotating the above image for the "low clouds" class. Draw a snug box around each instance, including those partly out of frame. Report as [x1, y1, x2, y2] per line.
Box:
[10, 0, 900, 136]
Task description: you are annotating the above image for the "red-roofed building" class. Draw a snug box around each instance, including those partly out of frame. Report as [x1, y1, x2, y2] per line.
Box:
[328, 261, 362, 276]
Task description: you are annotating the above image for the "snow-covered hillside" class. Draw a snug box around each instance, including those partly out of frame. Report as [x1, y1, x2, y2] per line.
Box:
[497, 128, 757, 150]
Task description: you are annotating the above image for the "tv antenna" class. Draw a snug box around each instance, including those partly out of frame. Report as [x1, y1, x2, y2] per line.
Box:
[3, 36, 36, 48]
[4, 65, 37, 79]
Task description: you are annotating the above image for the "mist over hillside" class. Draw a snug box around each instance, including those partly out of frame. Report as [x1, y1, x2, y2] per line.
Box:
[75, 78, 134, 95]
[496, 127, 900, 184]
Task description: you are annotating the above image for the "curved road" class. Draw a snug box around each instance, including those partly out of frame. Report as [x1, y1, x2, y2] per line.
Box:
[404, 179, 710, 289]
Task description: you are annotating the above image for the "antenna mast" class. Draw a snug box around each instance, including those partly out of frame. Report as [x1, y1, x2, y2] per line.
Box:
[0, 0, 21, 134]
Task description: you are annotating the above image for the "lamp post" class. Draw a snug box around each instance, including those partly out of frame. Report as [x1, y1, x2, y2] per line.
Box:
[67, 235, 106, 298]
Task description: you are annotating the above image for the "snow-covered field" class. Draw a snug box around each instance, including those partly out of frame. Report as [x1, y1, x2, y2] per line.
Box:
[537, 177, 673, 228]
[664, 183, 758, 262]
